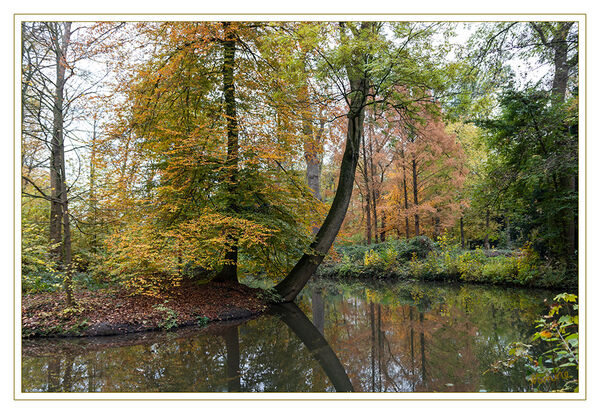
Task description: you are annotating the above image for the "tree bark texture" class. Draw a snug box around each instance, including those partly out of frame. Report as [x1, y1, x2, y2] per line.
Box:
[274, 76, 368, 302]
[214, 22, 240, 283]
[412, 158, 420, 237]
[48, 22, 74, 306]
[49, 22, 71, 262]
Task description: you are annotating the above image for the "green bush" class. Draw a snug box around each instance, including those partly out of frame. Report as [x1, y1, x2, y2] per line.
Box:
[489, 293, 579, 392]
[403, 236, 437, 260]
[21, 220, 62, 294]
[335, 236, 436, 264]
[480, 256, 519, 284]
[320, 236, 573, 289]
[153, 301, 178, 330]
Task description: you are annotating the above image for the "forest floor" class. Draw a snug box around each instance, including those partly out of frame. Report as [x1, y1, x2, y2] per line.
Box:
[21, 280, 268, 338]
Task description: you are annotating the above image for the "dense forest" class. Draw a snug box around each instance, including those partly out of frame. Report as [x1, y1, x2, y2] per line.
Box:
[21, 21, 578, 296]
[20, 19, 580, 394]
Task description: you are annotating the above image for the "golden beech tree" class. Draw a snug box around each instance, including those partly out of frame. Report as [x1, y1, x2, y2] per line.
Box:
[95, 22, 322, 295]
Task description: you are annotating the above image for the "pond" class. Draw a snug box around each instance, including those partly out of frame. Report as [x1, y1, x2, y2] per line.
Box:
[21, 279, 564, 393]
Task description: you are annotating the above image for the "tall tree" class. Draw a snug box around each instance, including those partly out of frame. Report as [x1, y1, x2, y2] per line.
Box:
[275, 21, 457, 300]
[213, 21, 240, 283]
[529, 22, 578, 260]
[21, 22, 75, 305]
[274, 22, 374, 302]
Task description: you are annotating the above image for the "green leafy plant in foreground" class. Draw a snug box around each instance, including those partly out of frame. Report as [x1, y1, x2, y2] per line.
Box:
[488, 293, 579, 392]
[153, 301, 179, 330]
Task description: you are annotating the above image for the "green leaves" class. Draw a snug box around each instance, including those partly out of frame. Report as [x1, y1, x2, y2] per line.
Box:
[475, 88, 578, 262]
[492, 292, 578, 392]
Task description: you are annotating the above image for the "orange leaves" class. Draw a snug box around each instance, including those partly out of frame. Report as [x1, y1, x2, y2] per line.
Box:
[345, 96, 468, 240]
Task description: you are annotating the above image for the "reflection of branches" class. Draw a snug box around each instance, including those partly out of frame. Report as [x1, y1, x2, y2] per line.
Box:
[272, 302, 354, 392]
[382, 334, 411, 380]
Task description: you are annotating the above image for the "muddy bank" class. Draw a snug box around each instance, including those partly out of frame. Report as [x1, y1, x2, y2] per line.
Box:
[22, 281, 268, 338]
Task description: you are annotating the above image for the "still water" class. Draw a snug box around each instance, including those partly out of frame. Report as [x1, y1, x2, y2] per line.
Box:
[22, 279, 560, 393]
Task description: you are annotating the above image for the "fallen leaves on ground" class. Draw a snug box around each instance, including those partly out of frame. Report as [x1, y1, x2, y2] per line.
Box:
[22, 280, 268, 338]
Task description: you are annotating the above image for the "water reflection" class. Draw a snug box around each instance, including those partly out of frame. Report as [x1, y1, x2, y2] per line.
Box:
[272, 302, 353, 392]
[22, 300, 349, 392]
[22, 279, 560, 393]
[298, 279, 555, 392]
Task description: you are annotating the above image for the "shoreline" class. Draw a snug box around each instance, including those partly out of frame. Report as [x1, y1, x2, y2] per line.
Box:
[21, 271, 576, 339]
[22, 281, 268, 339]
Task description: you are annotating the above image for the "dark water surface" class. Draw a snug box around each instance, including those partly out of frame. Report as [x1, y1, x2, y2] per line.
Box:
[22, 279, 560, 393]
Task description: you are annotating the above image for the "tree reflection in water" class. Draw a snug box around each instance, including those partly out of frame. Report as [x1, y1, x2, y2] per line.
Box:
[22, 280, 558, 393]
[22, 299, 352, 392]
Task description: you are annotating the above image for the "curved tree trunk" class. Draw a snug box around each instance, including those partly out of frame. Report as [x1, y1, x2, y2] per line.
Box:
[272, 302, 354, 392]
[274, 80, 367, 302]
[273, 22, 373, 302]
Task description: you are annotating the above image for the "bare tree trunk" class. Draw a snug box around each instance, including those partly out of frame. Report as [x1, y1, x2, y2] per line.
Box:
[380, 211, 386, 242]
[361, 131, 372, 244]
[304, 102, 324, 233]
[214, 22, 239, 283]
[49, 22, 71, 262]
[89, 116, 99, 251]
[368, 121, 378, 243]
[412, 158, 420, 237]
[460, 217, 465, 249]
[402, 152, 410, 239]
[61, 162, 74, 307]
[49, 22, 73, 306]
[484, 209, 491, 250]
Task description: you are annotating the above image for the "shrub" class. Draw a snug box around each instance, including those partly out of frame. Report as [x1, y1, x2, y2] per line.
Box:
[153, 301, 178, 330]
[323, 236, 571, 289]
[21, 221, 62, 294]
[379, 245, 400, 270]
[489, 293, 579, 392]
[399, 236, 437, 261]
[514, 243, 541, 285]
[363, 249, 382, 267]
[456, 249, 487, 282]
[480, 256, 519, 284]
